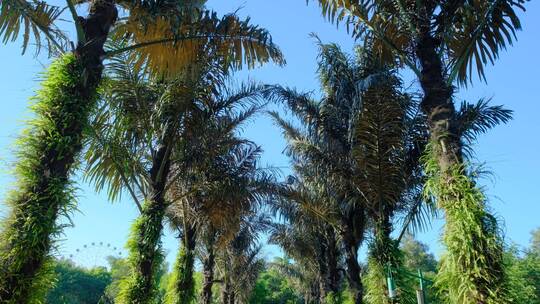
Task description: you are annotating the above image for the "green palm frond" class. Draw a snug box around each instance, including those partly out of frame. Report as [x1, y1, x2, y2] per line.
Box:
[264, 85, 321, 130]
[456, 98, 513, 143]
[267, 110, 304, 143]
[447, 0, 526, 84]
[84, 105, 150, 206]
[0, 0, 67, 54]
[397, 192, 438, 242]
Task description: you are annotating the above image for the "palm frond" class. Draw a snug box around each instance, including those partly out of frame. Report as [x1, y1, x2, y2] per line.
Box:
[396, 193, 438, 242]
[447, 0, 526, 84]
[264, 85, 321, 129]
[0, 0, 67, 54]
[109, 8, 285, 77]
[456, 98, 513, 144]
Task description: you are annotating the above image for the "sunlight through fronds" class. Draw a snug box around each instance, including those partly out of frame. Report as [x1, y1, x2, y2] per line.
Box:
[111, 8, 285, 77]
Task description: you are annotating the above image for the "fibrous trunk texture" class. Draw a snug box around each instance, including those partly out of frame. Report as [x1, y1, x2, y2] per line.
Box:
[118, 142, 172, 303]
[415, 10, 507, 304]
[221, 278, 232, 304]
[318, 226, 340, 303]
[201, 243, 216, 304]
[341, 229, 363, 304]
[326, 226, 340, 295]
[167, 224, 197, 304]
[0, 1, 116, 302]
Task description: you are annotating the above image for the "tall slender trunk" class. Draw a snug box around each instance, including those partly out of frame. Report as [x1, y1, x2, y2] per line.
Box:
[341, 229, 363, 304]
[201, 238, 216, 304]
[119, 140, 172, 303]
[0, 1, 116, 302]
[318, 227, 340, 303]
[317, 239, 329, 303]
[325, 225, 340, 295]
[168, 223, 197, 304]
[416, 26, 460, 171]
[415, 6, 506, 303]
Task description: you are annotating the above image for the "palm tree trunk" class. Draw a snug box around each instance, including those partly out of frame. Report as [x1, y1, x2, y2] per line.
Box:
[317, 239, 329, 303]
[0, 2, 116, 302]
[325, 225, 340, 295]
[415, 10, 506, 303]
[341, 229, 363, 304]
[118, 141, 172, 303]
[167, 223, 197, 304]
[221, 277, 231, 304]
[416, 29, 461, 171]
[309, 281, 321, 304]
[201, 241, 216, 304]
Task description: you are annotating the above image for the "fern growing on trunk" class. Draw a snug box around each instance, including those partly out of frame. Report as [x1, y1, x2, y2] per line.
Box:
[166, 225, 197, 304]
[0, 54, 97, 303]
[116, 198, 167, 304]
[364, 230, 416, 304]
[423, 144, 508, 304]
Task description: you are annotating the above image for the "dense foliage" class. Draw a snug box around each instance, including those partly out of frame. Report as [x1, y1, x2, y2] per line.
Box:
[43, 231, 540, 303]
[0, 54, 97, 303]
[46, 260, 112, 304]
[0, 0, 533, 303]
[249, 266, 302, 304]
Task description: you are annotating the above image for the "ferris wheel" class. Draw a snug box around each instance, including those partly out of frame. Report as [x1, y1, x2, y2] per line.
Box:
[64, 241, 125, 269]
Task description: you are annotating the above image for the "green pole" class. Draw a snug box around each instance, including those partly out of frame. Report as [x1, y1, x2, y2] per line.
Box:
[387, 264, 397, 299]
[417, 269, 427, 304]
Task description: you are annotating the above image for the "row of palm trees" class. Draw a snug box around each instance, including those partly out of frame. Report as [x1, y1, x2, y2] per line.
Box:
[0, 0, 528, 303]
[0, 0, 283, 303]
[302, 0, 523, 303]
[268, 38, 512, 304]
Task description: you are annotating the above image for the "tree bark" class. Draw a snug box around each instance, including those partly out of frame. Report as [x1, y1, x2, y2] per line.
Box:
[414, 5, 506, 303]
[201, 240, 216, 304]
[0, 1, 116, 302]
[174, 223, 197, 304]
[415, 8, 461, 171]
[318, 225, 340, 303]
[228, 291, 235, 304]
[119, 140, 172, 303]
[221, 278, 232, 304]
[325, 225, 340, 295]
[341, 229, 363, 304]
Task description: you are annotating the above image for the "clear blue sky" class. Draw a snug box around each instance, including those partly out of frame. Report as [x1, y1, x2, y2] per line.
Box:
[0, 0, 538, 268]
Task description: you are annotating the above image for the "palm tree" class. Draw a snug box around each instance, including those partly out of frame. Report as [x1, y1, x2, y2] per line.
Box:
[0, 1, 284, 301]
[269, 40, 399, 303]
[216, 214, 270, 304]
[84, 43, 274, 302]
[163, 82, 275, 304]
[348, 51, 426, 304]
[313, 0, 521, 302]
[86, 54, 193, 303]
[270, 176, 343, 303]
[269, 40, 441, 303]
[270, 257, 322, 304]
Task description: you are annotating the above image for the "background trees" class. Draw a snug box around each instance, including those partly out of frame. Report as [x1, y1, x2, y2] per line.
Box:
[46, 260, 112, 304]
[43, 226, 540, 303]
